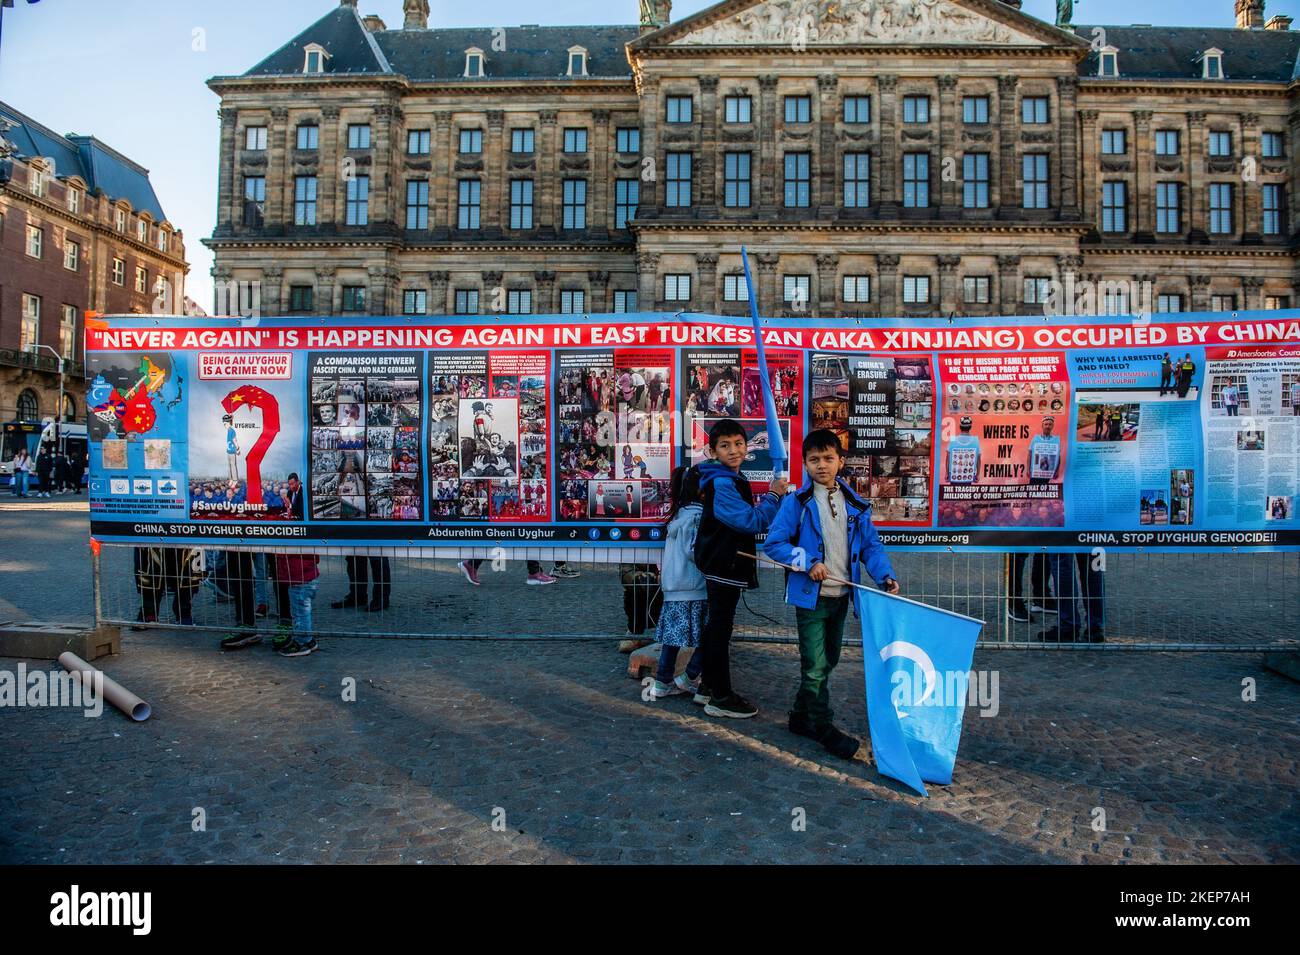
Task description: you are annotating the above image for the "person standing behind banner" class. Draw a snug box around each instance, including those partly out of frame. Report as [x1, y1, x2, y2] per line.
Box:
[333, 555, 393, 610]
[274, 551, 320, 657]
[218, 550, 260, 649]
[1040, 551, 1105, 644]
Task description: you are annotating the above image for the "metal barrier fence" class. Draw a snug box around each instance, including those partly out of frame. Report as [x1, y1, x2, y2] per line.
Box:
[94, 543, 1300, 651]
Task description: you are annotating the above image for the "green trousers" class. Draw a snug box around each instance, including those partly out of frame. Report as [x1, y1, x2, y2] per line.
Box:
[792, 593, 850, 729]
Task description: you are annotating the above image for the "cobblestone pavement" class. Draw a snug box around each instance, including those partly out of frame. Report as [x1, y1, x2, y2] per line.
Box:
[0, 631, 1296, 864]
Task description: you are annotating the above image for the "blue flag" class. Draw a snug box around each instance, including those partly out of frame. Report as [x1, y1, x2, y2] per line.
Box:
[856, 588, 984, 797]
[739, 247, 787, 478]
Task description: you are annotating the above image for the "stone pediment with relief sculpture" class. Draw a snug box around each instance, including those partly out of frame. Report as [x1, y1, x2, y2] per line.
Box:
[668, 0, 1049, 47]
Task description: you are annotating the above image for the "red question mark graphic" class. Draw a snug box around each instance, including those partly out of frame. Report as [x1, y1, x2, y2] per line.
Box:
[222, 386, 280, 505]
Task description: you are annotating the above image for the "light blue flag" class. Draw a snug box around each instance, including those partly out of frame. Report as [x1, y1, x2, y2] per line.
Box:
[856, 588, 984, 797]
[739, 247, 787, 477]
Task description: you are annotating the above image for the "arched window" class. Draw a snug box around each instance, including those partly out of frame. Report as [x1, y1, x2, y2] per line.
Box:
[61, 394, 77, 422]
[17, 389, 39, 421]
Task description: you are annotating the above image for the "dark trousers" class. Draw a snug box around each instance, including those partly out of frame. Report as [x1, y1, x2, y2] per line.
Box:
[1049, 553, 1106, 634]
[700, 581, 742, 698]
[268, 560, 291, 622]
[1008, 553, 1050, 604]
[344, 555, 391, 607]
[1159, 372, 1171, 396]
[469, 558, 541, 575]
[623, 584, 663, 636]
[142, 585, 194, 622]
[793, 593, 850, 729]
[223, 550, 257, 630]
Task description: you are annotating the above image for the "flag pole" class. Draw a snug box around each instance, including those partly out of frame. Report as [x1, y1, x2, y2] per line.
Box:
[737, 551, 868, 592]
[739, 247, 787, 481]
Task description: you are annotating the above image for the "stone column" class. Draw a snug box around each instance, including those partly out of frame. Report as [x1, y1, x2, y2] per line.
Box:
[268, 107, 289, 230]
[997, 254, 1020, 314]
[482, 271, 503, 313]
[538, 110, 558, 232]
[1242, 113, 1261, 242]
[315, 266, 336, 317]
[217, 106, 238, 229]
[1056, 76, 1079, 217]
[1288, 113, 1300, 232]
[535, 270, 557, 314]
[877, 254, 900, 316]
[368, 265, 394, 315]
[638, 252, 660, 307]
[817, 73, 839, 213]
[261, 266, 283, 316]
[937, 75, 958, 210]
[429, 271, 450, 314]
[212, 267, 233, 315]
[1187, 111, 1207, 236]
[592, 109, 611, 231]
[588, 270, 610, 313]
[372, 103, 398, 228]
[482, 109, 505, 231]
[1243, 275, 1264, 310]
[877, 75, 898, 213]
[319, 105, 341, 227]
[434, 110, 453, 228]
[1190, 274, 1212, 311]
[1133, 110, 1153, 237]
[697, 79, 718, 212]
[937, 255, 961, 314]
[756, 252, 779, 315]
[997, 75, 1018, 213]
[816, 253, 839, 317]
[636, 76, 659, 212]
[1079, 109, 1099, 230]
[694, 254, 718, 312]
[758, 75, 780, 210]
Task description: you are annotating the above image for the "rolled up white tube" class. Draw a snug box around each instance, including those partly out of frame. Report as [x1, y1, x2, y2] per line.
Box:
[58, 651, 152, 722]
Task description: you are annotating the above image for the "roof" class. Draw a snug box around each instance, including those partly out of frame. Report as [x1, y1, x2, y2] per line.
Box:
[1073, 25, 1300, 82]
[0, 101, 169, 220]
[245, 4, 391, 76]
[375, 25, 640, 80]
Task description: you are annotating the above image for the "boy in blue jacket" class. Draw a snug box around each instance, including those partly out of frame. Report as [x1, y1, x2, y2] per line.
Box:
[763, 429, 898, 759]
[693, 419, 788, 719]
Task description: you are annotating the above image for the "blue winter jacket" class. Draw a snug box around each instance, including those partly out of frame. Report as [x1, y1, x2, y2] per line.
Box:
[693, 460, 781, 589]
[762, 476, 896, 610]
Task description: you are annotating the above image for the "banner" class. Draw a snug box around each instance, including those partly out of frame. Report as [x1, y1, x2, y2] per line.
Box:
[84, 312, 1300, 550]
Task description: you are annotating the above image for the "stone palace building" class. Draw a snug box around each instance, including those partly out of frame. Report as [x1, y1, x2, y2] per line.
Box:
[205, 0, 1300, 319]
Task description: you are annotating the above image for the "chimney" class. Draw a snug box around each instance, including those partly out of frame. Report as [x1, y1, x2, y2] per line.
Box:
[1235, 0, 1266, 28]
[404, 0, 430, 30]
[1267, 13, 1292, 29]
[639, 0, 673, 34]
[1000, 0, 1023, 9]
[340, 0, 358, 7]
[362, 14, 386, 32]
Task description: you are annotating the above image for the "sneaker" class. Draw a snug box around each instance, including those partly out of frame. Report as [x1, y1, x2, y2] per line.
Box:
[649, 679, 686, 698]
[550, 564, 581, 579]
[178, 617, 195, 627]
[255, 603, 269, 618]
[271, 627, 294, 651]
[674, 672, 701, 695]
[818, 725, 861, 760]
[1006, 601, 1031, 623]
[1084, 628, 1106, 644]
[1029, 600, 1059, 616]
[278, 637, 318, 657]
[692, 683, 713, 706]
[457, 561, 481, 586]
[618, 634, 651, 652]
[331, 596, 363, 609]
[1034, 625, 1078, 644]
[526, 572, 556, 586]
[220, 630, 262, 651]
[704, 692, 759, 719]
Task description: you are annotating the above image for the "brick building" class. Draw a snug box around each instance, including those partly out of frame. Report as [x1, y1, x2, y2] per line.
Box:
[0, 102, 189, 423]
[205, 0, 1299, 320]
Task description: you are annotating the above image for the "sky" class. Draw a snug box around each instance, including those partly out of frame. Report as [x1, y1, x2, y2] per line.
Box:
[0, 0, 1284, 311]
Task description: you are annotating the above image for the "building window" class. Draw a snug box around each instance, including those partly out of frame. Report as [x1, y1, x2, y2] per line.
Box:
[511, 128, 534, 153]
[115, 209, 126, 232]
[64, 240, 79, 271]
[457, 180, 481, 229]
[567, 48, 587, 77]
[1209, 183, 1233, 234]
[345, 176, 369, 226]
[562, 179, 587, 229]
[666, 152, 692, 207]
[402, 289, 427, 315]
[615, 178, 639, 229]
[783, 275, 810, 310]
[29, 166, 45, 197]
[294, 176, 317, 225]
[1021, 97, 1049, 124]
[560, 290, 585, 314]
[843, 153, 870, 208]
[296, 124, 319, 150]
[903, 152, 929, 208]
[1102, 289, 1129, 315]
[1262, 131, 1284, 158]
[613, 290, 637, 313]
[963, 276, 991, 304]
[289, 286, 314, 312]
[783, 152, 811, 207]
[664, 274, 691, 302]
[1208, 130, 1232, 157]
[843, 276, 870, 303]
[1156, 294, 1183, 312]
[1022, 153, 1049, 209]
[135, 267, 148, 293]
[243, 175, 266, 226]
[1265, 295, 1291, 310]
[454, 289, 479, 314]
[510, 179, 534, 229]
[507, 290, 532, 314]
[244, 126, 267, 150]
[962, 153, 990, 208]
[341, 287, 366, 312]
[137, 220, 147, 242]
[1210, 294, 1236, 312]
[405, 180, 429, 230]
[1202, 50, 1223, 80]
[1263, 183, 1283, 235]
[20, 295, 40, 351]
[666, 96, 693, 124]
[784, 95, 812, 124]
[1155, 129, 1180, 155]
[112, 258, 125, 285]
[1155, 182, 1181, 233]
[1101, 129, 1126, 154]
[304, 47, 327, 73]
[962, 96, 989, 124]
[157, 229, 168, 252]
[408, 129, 431, 155]
[562, 128, 587, 153]
[1099, 47, 1118, 77]
[464, 50, 484, 77]
[843, 96, 870, 124]
[902, 95, 929, 124]
[724, 96, 751, 124]
[902, 276, 930, 304]
[1024, 277, 1051, 304]
[60, 305, 76, 359]
[67, 189, 80, 214]
[347, 124, 371, 149]
[722, 275, 750, 302]
[724, 152, 751, 208]
[16, 388, 39, 419]
[24, 224, 41, 258]
[459, 129, 483, 154]
[1101, 181, 1127, 232]
[616, 127, 640, 153]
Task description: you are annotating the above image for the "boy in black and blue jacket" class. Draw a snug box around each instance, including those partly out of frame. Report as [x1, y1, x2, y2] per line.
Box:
[693, 419, 788, 719]
[763, 429, 898, 759]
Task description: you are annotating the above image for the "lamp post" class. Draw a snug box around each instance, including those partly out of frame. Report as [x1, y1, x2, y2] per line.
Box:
[34, 343, 65, 449]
